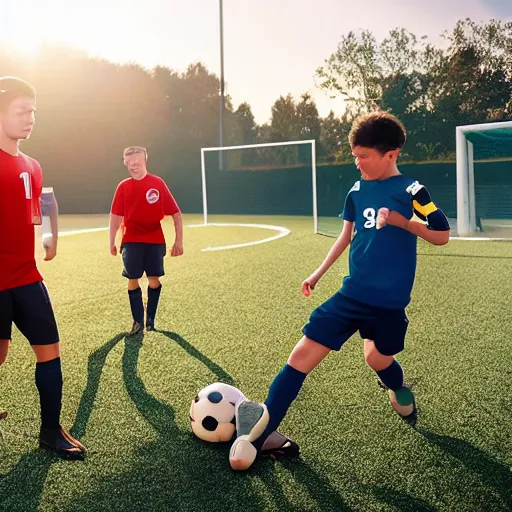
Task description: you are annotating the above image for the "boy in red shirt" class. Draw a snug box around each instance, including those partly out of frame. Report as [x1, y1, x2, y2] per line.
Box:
[109, 147, 183, 335]
[0, 76, 86, 459]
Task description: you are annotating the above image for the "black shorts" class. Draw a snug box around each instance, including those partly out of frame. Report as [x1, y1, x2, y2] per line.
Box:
[121, 243, 166, 279]
[302, 292, 409, 356]
[0, 282, 60, 346]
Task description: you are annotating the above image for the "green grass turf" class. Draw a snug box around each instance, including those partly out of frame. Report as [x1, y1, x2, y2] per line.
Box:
[1, 214, 511, 512]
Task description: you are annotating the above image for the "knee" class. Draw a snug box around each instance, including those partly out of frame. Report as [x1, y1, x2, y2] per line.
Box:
[288, 336, 330, 374]
[288, 343, 309, 370]
[148, 277, 161, 289]
[0, 340, 10, 365]
[32, 341, 61, 363]
[364, 340, 393, 372]
[128, 279, 140, 291]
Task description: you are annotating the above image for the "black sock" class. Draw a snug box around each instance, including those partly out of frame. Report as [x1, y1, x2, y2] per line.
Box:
[35, 357, 62, 430]
[128, 287, 144, 324]
[253, 364, 307, 450]
[147, 284, 162, 325]
[376, 359, 404, 391]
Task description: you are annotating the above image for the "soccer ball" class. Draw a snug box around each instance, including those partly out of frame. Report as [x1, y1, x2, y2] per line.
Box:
[189, 382, 246, 443]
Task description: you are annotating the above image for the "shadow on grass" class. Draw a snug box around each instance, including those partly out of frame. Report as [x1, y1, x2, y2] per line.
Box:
[2, 330, 437, 511]
[419, 428, 512, 511]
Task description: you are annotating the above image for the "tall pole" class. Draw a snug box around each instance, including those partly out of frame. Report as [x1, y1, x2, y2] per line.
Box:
[219, 0, 225, 170]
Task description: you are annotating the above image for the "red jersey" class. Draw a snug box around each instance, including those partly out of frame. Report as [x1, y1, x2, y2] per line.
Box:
[0, 149, 43, 292]
[111, 173, 180, 245]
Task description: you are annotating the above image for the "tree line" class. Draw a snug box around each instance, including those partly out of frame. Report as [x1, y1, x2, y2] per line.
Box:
[1, 18, 510, 212]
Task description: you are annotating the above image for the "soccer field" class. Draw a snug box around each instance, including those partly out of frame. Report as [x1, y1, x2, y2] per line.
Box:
[1, 214, 511, 512]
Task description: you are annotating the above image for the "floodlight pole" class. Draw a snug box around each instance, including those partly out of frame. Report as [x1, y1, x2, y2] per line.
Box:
[219, 0, 225, 170]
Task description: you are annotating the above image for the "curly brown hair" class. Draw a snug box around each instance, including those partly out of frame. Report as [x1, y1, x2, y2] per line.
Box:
[349, 112, 406, 154]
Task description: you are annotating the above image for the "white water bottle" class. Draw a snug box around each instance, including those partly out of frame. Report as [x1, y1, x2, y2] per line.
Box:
[41, 187, 54, 248]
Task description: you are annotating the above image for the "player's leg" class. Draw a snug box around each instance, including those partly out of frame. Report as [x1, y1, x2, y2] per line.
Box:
[229, 336, 328, 471]
[0, 340, 10, 418]
[0, 290, 14, 418]
[229, 292, 358, 470]
[361, 308, 416, 424]
[144, 243, 165, 331]
[0, 340, 9, 365]
[12, 282, 86, 458]
[122, 243, 145, 335]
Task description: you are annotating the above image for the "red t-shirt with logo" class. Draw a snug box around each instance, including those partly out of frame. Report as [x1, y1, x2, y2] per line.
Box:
[111, 173, 180, 245]
[0, 149, 43, 292]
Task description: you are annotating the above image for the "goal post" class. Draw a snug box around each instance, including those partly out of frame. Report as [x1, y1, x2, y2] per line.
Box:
[200, 139, 318, 231]
[456, 120, 512, 237]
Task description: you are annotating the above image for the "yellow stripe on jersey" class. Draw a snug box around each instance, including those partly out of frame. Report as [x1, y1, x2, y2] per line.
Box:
[413, 200, 437, 217]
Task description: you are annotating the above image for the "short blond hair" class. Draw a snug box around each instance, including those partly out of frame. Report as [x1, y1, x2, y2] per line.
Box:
[123, 146, 147, 159]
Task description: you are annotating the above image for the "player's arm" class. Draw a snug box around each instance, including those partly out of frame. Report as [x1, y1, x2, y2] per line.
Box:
[109, 214, 123, 255]
[162, 181, 183, 257]
[315, 220, 354, 277]
[383, 184, 450, 245]
[302, 218, 354, 296]
[170, 211, 183, 256]
[109, 184, 124, 255]
[303, 189, 357, 295]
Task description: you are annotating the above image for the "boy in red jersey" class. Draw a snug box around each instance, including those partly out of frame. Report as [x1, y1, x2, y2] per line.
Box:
[0, 76, 86, 459]
[109, 147, 183, 335]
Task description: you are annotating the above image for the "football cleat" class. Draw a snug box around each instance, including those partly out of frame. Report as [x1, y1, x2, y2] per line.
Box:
[39, 426, 86, 460]
[146, 318, 155, 331]
[261, 431, 300, 460]
[128, 321, 143, 337]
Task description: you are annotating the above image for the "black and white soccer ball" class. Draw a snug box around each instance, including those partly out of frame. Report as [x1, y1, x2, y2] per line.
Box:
[189, 382, 246, 443]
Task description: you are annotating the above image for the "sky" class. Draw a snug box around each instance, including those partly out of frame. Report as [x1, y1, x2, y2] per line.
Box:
[1, 0, 511, 124]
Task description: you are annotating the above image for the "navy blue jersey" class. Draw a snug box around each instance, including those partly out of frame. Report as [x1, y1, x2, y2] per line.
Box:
[341, 175, 433, 309]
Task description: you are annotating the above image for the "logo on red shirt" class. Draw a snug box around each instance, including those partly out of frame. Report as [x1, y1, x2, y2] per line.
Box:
[146, 188, 160, 204]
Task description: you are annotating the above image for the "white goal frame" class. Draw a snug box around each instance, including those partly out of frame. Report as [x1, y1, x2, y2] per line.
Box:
[200, 139, 318, 232]
[456, 120, 512, 236]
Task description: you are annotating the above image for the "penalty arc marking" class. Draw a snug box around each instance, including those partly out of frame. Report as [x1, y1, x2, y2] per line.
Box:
[49, 224, 291, 252]
[187, 223, 291, 251]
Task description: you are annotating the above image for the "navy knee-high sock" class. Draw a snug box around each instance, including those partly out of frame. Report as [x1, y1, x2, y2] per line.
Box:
[128, 287, 144, 324]
[253, 364, 307, 450]
[147, 284, 162, 324]
[35, 357, 63, 430]
[376, 359, 404, 391]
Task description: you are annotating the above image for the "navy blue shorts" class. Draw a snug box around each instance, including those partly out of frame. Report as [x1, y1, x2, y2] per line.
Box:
[121, 243, 166, 279]
[302, 292, 408, 356]
[0, 282, 60, 346]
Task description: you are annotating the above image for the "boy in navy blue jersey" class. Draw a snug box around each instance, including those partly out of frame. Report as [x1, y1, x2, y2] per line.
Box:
[229, 112, 450, 471]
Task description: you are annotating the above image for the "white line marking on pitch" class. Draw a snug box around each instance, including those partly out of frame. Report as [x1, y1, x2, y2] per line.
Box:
[187, 223, 291, 251]
[449, 236, 511, 241]
[51, 226, 512, 244]
[57, 227, 109, 237]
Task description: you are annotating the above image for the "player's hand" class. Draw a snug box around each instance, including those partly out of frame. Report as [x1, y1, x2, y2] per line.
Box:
[170, 241, 183, 257]
[302, 274, 320, 296]
[44, 240, 57, 261]
[380, 209, 408, 230]
[376, 207, 389, 229]
[110, 244, 117, 256]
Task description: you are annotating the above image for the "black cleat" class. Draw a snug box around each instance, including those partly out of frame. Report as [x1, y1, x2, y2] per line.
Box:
[375, 378, 418, 427]
[401, 396, 418, 427]
[261, 431, 300, 460]
[146, 318, 155, 331]
[128, 321, 143, 336]
[39, 426, 86, 460]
